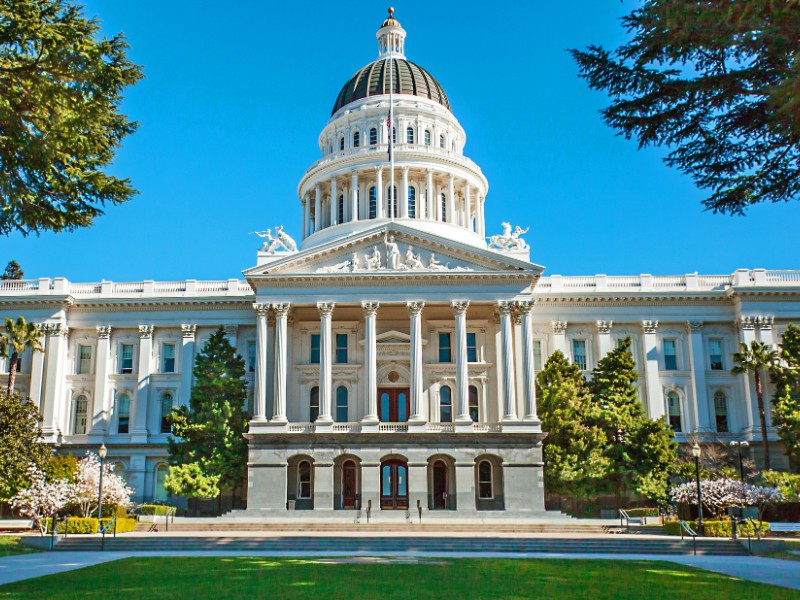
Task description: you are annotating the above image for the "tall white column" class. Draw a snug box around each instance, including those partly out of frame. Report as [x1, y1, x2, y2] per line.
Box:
[597, 321, 614, 359]
[375, 166, 385, 218]
[180, 324, 196, 407]
[552, 321, 568, 354]
[314, 185, 321, 233]
[317, 302, 335, 424]
[253, 304, 270, 422]
[350, 171, 358, 222]
[465, 182, 472, 230]
[90, 326, 112, 438]
[517, 301, 540, 423]
[27, 325, 46, 414]
[425, 168, 433, 220]
[301, 196, 309, 239]
[453, 301, 471, 423]
[41, 323, 67, 440]
[330, 178, 337, 226]
[132, 325, 153, 442]
[408, 301, 425, 423]
[272, 303, 291, 423]
[498, 302, 518, 421]
[447, 174, 456, 224]
[642, 320, 664, 420]
[478, 197, 486, 239]
[738, 316, 758, 432]
[362, 302, 380, 424]
[686, 321, 711, 432]
[401, 166, 409, 218]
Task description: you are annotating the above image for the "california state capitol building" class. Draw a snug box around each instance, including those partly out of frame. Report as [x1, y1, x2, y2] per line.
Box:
[2, 11, 799, 517]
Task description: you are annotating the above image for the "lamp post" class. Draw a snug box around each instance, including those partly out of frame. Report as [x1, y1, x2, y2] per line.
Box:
[729, 440, 749, 481]
[691, 443, 704, 536]
[97, 443, 107, 551]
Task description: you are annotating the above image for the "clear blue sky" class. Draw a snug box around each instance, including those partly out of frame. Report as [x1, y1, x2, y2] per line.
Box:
[4, 0, 799, 281]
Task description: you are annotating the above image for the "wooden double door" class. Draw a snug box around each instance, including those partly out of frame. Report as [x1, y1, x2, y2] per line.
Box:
[380, 460, 409, 509]
[378, 387, 409, 422]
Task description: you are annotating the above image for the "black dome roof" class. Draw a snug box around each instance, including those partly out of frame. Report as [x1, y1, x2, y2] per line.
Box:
[331, 58, 451, 116]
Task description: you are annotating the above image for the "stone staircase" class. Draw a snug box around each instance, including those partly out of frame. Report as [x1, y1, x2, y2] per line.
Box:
[134, 522, 620, 534]
[55, 535, 747, 556]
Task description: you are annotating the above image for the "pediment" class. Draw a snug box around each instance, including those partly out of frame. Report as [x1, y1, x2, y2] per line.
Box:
[376, 330, 410, 344]
[243, 223, 544, 279]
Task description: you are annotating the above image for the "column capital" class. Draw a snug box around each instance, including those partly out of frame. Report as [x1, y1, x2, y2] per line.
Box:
[375, 165, 384, 174]
[181, 324, 197, 339]
[448, 173, 454, 182]
[317, 302, 335, 317]
[138, 325, 154, 339]
[514, 300, 535, 316]
[596, 320, 613, 334]
[687, 320, 704, 333]
[551, 320, 568, 334]
[426, 167, 434, 174]
[497, 300, 515, 315]
[253, 303, 271, 317]
[642, 320, 659, 334]
[273, 303, 291, 317]
[96, 325, 113, 339]
[362, 301, 380, 316]
[757, 315, 774, 331]
[451, 300, 469, 315]
[407, 301, 425, 315]
[43, 322, 67, 337]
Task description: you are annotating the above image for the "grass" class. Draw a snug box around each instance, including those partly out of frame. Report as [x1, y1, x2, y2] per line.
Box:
[764, 539, 800, 562]
[0, 557, 798, 599]
[0, 536, 40, 557]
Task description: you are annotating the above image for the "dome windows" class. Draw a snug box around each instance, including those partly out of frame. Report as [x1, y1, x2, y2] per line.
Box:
[353, 130, 360, 148]
[424, 130, 431, 145]
[406, 127, 414, 144]
[339, 136, 345, 151]
[439, 134, 445, 149]
[408, 186, 416, 218]
[369, 128, 377, 146]
[369, 186, 377, 219]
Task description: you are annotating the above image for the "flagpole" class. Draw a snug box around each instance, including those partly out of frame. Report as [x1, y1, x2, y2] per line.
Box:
[389, 32, 395, 221]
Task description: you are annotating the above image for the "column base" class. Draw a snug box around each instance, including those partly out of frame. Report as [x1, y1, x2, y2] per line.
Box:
[408, 421, 428, 433]
[315, 419, 334, 432]
[455, 415, 473, 425]
[502, 415, 520, 423]
[251, 421, 288, 434]
[502, 422, 542, 433]
[454, 421, 474, 432]
[270, 416, 288, 424]
[361, 421, 380, 433]
[130, 431, 149, 444]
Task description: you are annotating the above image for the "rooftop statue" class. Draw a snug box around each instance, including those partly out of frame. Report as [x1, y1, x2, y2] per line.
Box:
[488, 222, 529, 252]
[252, 226, 298, 254]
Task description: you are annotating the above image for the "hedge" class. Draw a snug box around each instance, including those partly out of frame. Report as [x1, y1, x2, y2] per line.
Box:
[43, 517, 138, 535]
[663, 519, 770, 537]
[139, 504, 176, 516]
[624, 508, 659, 518]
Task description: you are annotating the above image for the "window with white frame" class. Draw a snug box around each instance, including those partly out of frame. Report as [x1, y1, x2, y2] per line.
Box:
[714, 390, 729, 432]
[335, 333, 348, 363]
[439, 385, 452, 423]
[369, 127, 377, 146]
[369, 186, 377, 219]
[666, 391, 682, 432]
[438, 332, 452, 363]
[663, 339, 678, 370]
[162, 343, 176, 373]
[247, 341, 256, 373]
[532, 340, 543, 370]
[466, 332, 478, 362]
[708, 339, 724, 371]
[117, 393, 130, 434]
[339, 136, 344, 151]
[73, 395, 88, 434]
[469, 385, 479, 422]
[424, 130, 431, 145]
[119, 344, 134, 374]
[440, 193, 447, 221]
[310, 334, 320, 364]
[406, 126, 414, 144]
[335, 386, 348, 422]
[77, 345, 92, 375]
[478, 461, 493, 499]
[298, 461, 312, 498]
[572, 339, 587, 370]
[439, 134, 445, 148]
[309, 386, 320, 422]
[337, 194, 345, 224]
[408, 186, 416, 218]
[160, 393, 173, 434]
[353, 130, 360, 148]
[388, 185, 398, 217]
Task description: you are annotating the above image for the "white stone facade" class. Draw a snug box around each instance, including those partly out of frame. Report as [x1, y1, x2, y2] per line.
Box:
[1, 13, 798, 514]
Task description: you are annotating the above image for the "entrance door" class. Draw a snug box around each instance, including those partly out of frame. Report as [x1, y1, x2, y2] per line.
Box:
[380, 460, 409, 509]
[378, 388, 410, 422]
[432, 460, 448, 509]
[342, 460, 357, 510]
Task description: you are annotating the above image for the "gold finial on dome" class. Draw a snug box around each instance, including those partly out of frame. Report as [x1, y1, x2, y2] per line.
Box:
[388, 6, 394, 17]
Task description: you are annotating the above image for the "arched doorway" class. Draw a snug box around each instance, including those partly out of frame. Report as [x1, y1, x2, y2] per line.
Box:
[342, 460, 358, 509]
[380, 459, 408, 509]
[378, 388, 409, 422]
[432, 460, 448, 509]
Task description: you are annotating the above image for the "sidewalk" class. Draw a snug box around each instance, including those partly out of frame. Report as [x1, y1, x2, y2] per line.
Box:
[0, 551, 798, 590]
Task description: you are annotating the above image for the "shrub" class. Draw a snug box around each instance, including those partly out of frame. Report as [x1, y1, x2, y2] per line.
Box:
[139, 504, 176, 516]
[624, 508, 659, 518]
[42, 516, 138, 535]
[102, 517, 136, 533]
[663, 519, 770, 537]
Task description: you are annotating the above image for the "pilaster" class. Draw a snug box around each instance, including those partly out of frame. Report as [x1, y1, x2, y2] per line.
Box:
[596, 320, 613, 358]
[89, 326, 112, 439]
[641, 320, 664, 420]
[551, 321, 568, 354]
[131, 325, 154, 442]
[686, 321, 711, 432]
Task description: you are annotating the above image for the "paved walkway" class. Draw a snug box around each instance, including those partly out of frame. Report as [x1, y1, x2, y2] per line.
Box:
[0, 550, 798, 591]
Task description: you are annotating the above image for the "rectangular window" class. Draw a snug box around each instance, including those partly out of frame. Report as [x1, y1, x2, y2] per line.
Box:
[572, 339, 587, 371]
[247, 342, 256, 373]
[77, 345, 92, 375]
[162, 343, 176, 373]
[708, 339, 723, 371]
[119, 344, 134, 374]
[73, 396, 88, 435]
[663, 340, 678, 370]
[532, 340, 543, 371]
[310, 334, 320, 364]
[335, 333, 348, 364]
[117, 394, 130, 434]
[438, 332, 452, 363]
[714, 392, 729, 433]
[467, 332, 478, 362]
[667, 394, 682, 432]
[369, 128, 377, 145]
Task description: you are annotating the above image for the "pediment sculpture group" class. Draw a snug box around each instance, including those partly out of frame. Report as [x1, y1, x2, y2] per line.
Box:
[487, 222, 529, 251]
[252, 226, 298, 254]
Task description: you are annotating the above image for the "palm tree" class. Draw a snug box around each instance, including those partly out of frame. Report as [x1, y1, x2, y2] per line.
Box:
[0, 317, 43, 392]
[732, 341, 779, 470]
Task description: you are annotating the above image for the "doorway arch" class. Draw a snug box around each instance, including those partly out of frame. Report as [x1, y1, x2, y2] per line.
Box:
[380, 458, 409, 509]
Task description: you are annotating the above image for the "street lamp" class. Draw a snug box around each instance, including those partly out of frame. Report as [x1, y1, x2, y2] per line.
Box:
[729, 440, 749, 481]
[97, 443, 107, 551]
[691, 443, 704, 536]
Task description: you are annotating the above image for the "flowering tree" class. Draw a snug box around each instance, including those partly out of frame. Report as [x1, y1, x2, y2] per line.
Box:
[71, 452, 133, 518]
[670, 478, 783, 519]
[10, 466, 71, 535]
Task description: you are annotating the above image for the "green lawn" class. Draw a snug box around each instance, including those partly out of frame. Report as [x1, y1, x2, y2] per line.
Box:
[0, 557, 797, 599]
[0, 537, 40, 557]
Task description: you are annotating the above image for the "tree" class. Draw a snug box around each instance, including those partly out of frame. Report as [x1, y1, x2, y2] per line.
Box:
[1, 261, 23, 280]
[0, 316, 43, 391]
[43, 453, 78, 482]
[772, 323, 800, 465]
[537, 351, 610, 500]
[164, 462, 220, 499]
[0, 390, 51, 501]
[0, 0, 143, 236]
[589, 337, 677, 503]
[69, 452, 132, 518]
[571, 1, 800, 215]
[732, 340, 779, 470]
[167, 328, 249, 502]
[10, 465, 71, 535]
[670, 478, 783, 521]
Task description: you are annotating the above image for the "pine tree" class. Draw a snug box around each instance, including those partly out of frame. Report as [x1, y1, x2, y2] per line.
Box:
[772, 324, 800, 466]
[589, 337, 677, 503]
[0, 390, 52, 502]
[1, 261, 23, 280]
[167, 328, 249, 500]
[537, 351, 609, 500]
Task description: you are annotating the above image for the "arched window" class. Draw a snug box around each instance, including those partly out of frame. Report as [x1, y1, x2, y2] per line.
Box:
[440, 193, 447, 222]
[339, 136, 345, 151]
[73, 395, 88, 434]
[117, 393, 130, 434]
[337, 194, 345, 224]
[388, 185, 398, 218]
[298, 461, 312, 499]
[714, 391, 729, 432]
[335, 386, 348, 422]
[160, 393, 173, 434]
[369, 186, 377, 219]
[439, 134, 445, 149]
[408, 186, 416, 218]
[154, 464, 169, 501]
[353, 130, 360, 148]
[469, 385, 479, 422]
[406, 126, 414, 144]
[667, 391, 682, 432]
[369, 127, 377, 146]
[439, 385, 452, 423]
[424, 130, 431, 145]
[309, 386, 320, 422]
[478, 461, 493, 499]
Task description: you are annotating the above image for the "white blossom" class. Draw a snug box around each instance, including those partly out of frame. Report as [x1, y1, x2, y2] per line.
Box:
[669, 478, 783, 518]
[71, 452, 134, 518]
[10, 465, 71, 535]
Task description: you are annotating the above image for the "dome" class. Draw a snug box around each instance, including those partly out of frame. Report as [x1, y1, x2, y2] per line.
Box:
[331, 58, 451, 116]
